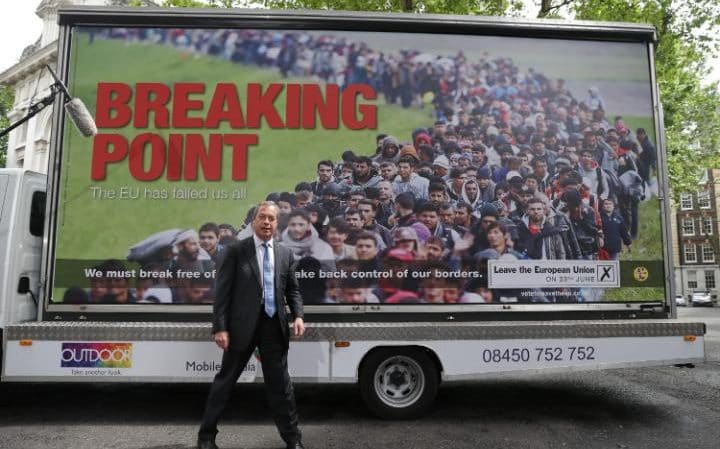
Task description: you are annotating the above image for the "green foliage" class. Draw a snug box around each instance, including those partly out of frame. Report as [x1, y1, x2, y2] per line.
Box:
[0, 85, 14, 168]
[570, 0, 720, 194]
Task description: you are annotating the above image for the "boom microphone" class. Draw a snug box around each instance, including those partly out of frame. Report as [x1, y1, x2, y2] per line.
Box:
[46, 65, 98, 137]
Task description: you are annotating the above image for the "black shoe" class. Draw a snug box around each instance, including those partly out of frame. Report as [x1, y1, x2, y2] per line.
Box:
[197, 439, 219, 449]
[286, 442, 305, 449]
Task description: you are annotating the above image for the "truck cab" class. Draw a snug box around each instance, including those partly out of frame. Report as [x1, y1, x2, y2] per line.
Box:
[0, 169, 46, 330]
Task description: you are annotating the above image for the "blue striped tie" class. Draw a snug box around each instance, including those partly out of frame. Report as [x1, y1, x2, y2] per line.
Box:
[262, 243, 276, 317]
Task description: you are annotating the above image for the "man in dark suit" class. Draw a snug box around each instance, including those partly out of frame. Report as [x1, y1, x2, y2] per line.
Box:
[198, 201, 306, 449]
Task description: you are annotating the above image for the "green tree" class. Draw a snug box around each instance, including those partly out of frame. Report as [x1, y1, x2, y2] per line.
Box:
[0, 85, 14, 168]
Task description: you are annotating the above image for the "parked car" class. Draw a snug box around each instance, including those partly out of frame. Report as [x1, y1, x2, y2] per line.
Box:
[691, 291, 714, 307]
[675, 295, 687, 307]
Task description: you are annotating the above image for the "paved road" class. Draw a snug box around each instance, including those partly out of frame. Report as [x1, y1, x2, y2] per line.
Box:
[1, 307, 718, 449]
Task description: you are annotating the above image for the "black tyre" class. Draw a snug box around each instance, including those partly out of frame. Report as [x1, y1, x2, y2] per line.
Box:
[359, 347, 439, 419]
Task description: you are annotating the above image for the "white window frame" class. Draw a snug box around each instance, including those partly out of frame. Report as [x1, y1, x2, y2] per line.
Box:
[705, 270, 716, 289]
[703, 217, 713, 235]
[698, 191, 711, 209]
[681, 218, 695, 236]
[687, 270, 698, 289]
[680, 193, 693, 210]
[701, 243, 715, 263]
[684, 244, 697, 263]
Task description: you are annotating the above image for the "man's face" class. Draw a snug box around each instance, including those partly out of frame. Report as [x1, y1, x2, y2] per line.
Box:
[180, 238, 200, 260]
[429, 190, 445, 205]
[278, 201, 293, 215]
[327, 227, 347, 247]
[107, 278, 129, 303]
[426, 243, 443, 260]
[478, 177, 489, 189]
[433, 166, 448, 178]
[525, 178, 538, 192]
[188, 286, 210, 303]
[219, 228, 233, 240]
[383, 144, 399, 158]
[287, 215, 310, 240]
[533, 142, 545, 155]
[528, 203, 545, 223]
[199, 231, 218, 253]
[253, 205, 279, 241]
[434, 123, 446, 136]
[637, 130, 646, 141]
[340, 288, 366, 304]
[419, 211, 439, 231]
[398, 162, 413, 180]
[472, 150, 485, 164]
[355, 238, 378, 260]
[378, 182, 393, 200]
[380, 164, 397, 181]
[453, 173, 468, 189]
[296, 196, 310, 209]
[458, 158, 470, 170]
[465, 181, 478, 199]
[580, 152, 594, 168]
[585, 135, 597, 147]
[354, 162, 370, 179]
[345, 213, 363, 230]
[603, 200, 615, 214]
[455, 208, 470, 226]
[533, 161, 547, 177]
[317, 164, 333, 183]
[480, 215, 497, 231]
[439, 208, 454, 226]
[488, 227, 506, 247]
[358, 204, 375, 225]
[348, 195, 363, 209]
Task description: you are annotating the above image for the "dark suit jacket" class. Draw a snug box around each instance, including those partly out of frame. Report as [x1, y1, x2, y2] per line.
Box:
[212, 236, 304, 352]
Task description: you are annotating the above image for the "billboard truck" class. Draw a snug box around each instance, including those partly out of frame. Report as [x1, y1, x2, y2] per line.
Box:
[0, 7, 705, 418]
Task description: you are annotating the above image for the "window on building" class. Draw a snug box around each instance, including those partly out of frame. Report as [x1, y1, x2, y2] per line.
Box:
[703, 217, 713, 235]
[705, 271, 716, 289]
[684, 244, 697, 263]
[688, 270, 698, 289]
[680, 193, 693, 210]
[698, 191, 711, 209]
[701, 243, 715, 263]
[682, 218, 695, 236]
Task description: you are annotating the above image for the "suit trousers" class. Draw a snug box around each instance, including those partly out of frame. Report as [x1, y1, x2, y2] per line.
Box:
[198, 313, 301, 444]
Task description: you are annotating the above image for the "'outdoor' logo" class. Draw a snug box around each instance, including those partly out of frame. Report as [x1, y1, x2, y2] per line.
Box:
[60, 343, 133, 368]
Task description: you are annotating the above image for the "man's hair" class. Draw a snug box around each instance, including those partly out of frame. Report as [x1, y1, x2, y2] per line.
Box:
[429, 182, 447, 194]
[395, 192, 416, 210]
[253, 201, 280, 219]
[439, 203, 454, 212]
[449, 168, 465, 179]
[379, 161, 396, 169]
[417, 203, 439, 215]
[317, 159, 334, 170]
[358, 199, 378, 212]
[328, 217, 350, 234]
[398, 156, 417, 167]
[349, 189, 367, 199]
[288, 208, 311, 223]
[355, 156, 373, 166]
[295, 191, 312, 204]
[426, 236, 445, 249]
[355, 232, 378, 246]
[485, 222, 508, 235]
[294, 182, 313, 193]
[526, 197, 544, 207]
[344, 208, 362, 218]
[456, 201, 473, 215]
[199, 222, 219, 236]
[278, 192, 296, 206]
[531, 157, 548, 167]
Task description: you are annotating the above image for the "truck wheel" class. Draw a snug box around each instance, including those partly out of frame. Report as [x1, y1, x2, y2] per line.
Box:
[359, 348, 439, 419]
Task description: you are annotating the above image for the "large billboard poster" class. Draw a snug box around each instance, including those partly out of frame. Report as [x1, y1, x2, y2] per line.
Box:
[52, 24, 665, 308]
